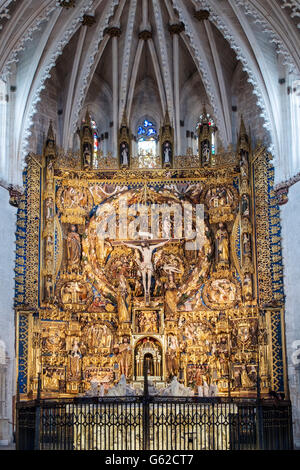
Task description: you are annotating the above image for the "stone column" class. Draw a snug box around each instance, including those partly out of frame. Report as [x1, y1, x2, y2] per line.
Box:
[106, 27, 121, 159]
[279, 180, 300, 449]
[169, 23, 184, 156]
[0, 186, 16, 446]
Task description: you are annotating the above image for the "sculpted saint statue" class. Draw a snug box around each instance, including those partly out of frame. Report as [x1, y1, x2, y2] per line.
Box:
[69, 339, 82, 380]
[202, 140, 210, 165]
[168, 335, 178, 350]
[67, 225, 81, 271]
[120, 143, 129, 166]
[45, 198, 54, 220]
[163, 142, 171, 165]
[45, 275, 53, 301]
[240, 151, 249, 179]
[241, 194, 250, 217]
[118, 337, 132, 378]
[117, 273, 131, 323]
[165, 289, 178, 320]
[83, 142, 92, 168]
[242, 232, 251, 255]
[102, 325, 113, 349]
[166, 350, 178, 378]
[46, 159, 54, 181]
[233, 368, 242, 388]
[215, 223, 230, 266]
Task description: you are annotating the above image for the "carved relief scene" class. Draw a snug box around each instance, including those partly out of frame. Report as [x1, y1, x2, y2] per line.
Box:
[0, 0, 296, 450]
[14, 110, 286, 401]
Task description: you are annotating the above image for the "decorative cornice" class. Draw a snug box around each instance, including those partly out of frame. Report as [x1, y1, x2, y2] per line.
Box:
[168, 22, 185, 35]
[8, 184, 23, 207]
[0, 2, 58, 81]
[275, 186, 289, 206]
[234, 0, 298, 74]
[0, 0, 15, 30]
[0, 8, 10, 26]
[281, 0, 300, 29]
[274, 171, 300, 205]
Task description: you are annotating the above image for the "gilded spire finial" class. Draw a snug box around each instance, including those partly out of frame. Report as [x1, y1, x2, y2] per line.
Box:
[44, 120, 56, 159]
[47, 120, 55, 142]
[239, 115, 247, 138]
[238, 115, 250, 151]
[84, 108, 92, 128]
[200, 104, 209, 125]
[164, 109, 171, 126]
[121, 111, 127, 128]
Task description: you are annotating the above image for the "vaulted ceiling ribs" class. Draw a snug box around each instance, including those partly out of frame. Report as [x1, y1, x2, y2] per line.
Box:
[0, 0, 299, 188]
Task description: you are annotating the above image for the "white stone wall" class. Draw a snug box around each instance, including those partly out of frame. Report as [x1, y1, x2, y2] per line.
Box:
[234, 68, 270, 149]
[281, 182, 300, 449]
[0, 186, 16, 445]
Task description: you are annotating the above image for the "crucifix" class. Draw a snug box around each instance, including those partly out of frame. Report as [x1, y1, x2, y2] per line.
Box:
[112, 238, 171, 305]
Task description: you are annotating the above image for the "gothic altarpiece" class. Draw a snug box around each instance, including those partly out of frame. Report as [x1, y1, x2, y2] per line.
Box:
[15, 117, 287, 399]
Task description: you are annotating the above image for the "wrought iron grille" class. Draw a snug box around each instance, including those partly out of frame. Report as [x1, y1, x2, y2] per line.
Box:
[16, 396, 293, 451]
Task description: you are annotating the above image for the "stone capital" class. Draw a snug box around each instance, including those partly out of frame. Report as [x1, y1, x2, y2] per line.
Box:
[194, 9, 210, 21]
[82, 14, 96, 27]
[168, 22, 185, 35]
[105, 26, 122, 38]
[138, 30, 153, 41]
[58, 0, 76, 8]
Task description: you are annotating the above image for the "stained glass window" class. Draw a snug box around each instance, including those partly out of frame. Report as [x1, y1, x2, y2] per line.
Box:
[81, 115, 99, 166]
[138, 120, 157, 139]
[137, 119, 158, 168]
[196, 113, 216, 155]
[91, 119, 98, 160]
[211, 132, 215, 155]
[138, 126, 146, 136]
[88, 118, 101, 168]
[147, 128, 156, 137]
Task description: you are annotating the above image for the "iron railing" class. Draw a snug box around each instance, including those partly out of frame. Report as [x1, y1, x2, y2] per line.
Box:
[16, 395, 293, 451]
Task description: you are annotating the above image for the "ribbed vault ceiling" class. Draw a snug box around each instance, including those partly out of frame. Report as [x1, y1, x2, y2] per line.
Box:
[0, 0, 299, 186]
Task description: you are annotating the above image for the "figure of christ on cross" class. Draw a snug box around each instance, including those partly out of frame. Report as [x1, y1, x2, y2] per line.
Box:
[115, 238, 170, 305]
